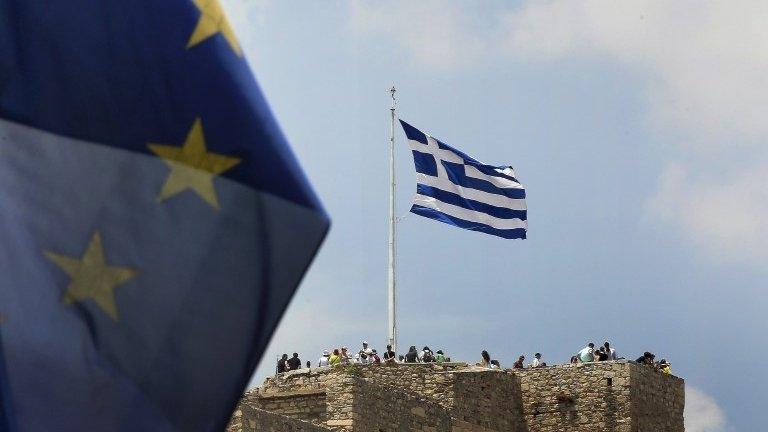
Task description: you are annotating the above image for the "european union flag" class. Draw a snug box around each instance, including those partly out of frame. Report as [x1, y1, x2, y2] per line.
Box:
[0, 1, 329, 431]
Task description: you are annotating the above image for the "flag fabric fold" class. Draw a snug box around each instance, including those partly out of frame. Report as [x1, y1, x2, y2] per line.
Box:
[0, 1, 329, 431]
[400, 120, 527, 239]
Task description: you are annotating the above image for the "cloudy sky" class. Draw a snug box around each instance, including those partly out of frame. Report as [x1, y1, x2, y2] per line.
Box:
[223, 1, 767, 430]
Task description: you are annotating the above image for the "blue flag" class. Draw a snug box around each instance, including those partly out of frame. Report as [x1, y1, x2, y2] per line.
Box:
[0, 332, 12, 432]
[0, 1, 329, 431]
[400, 120, 527, 239]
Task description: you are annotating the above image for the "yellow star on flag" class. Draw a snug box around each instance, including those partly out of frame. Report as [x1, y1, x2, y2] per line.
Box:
[148, 118, 241, 209]
[187, 0, 242, 56]
[44, 232, 136, 321]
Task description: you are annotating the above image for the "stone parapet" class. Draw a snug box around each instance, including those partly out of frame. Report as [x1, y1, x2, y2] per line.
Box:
[231, 361, 684, 432]
[630, 362, 685, 431]
[514, 361, 634, 431]
[512, 361, 684, 432]
[325, 374, 454, 432]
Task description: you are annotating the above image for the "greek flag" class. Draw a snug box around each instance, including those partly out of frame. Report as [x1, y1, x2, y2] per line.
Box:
[400, 120, 527, 239]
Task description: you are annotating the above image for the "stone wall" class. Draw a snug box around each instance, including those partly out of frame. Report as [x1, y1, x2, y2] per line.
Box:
[630, 363, 685, 431]
[260, 367, 335, 393]
[229, 405, 330, 432]
[240, 388, 327, 426]
[232, 361, 684, 432]
[513, 360, 685, 432]
[259, 362, 471, 398]
[515, 361, 634, 431]
[452, 370, 527, 432]
[354, 362, 472, 401]
[324, 374, 454, 432]
[343, 363, 528, 431]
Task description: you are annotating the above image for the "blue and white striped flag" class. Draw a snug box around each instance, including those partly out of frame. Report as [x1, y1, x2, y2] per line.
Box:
[400, 120, 527, 239]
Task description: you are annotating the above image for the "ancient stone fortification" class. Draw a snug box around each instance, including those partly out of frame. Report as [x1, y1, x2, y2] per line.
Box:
[228, 361, 684, 432]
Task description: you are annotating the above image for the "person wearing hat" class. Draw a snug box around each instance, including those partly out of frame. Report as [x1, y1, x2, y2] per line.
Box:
[318, 350, 330, 367]
[532, 353, 544, 368]
[435, 350, 447, 363]
[361, 341, 373, 356]
[658, 359, 672, 374]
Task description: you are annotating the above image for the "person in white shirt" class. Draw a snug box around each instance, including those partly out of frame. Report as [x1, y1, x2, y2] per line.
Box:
[419, 346, 434, 362]
[532, 353, 545, 368]
[604, 342, 618, 360]
[361, 341, 373, 356]
[318, 350, 330, 367]
[577, 343, 595, 363]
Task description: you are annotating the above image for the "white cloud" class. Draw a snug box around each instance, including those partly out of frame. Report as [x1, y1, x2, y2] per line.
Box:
[349, 0, 487, 70]
[350, 0, 768, 267]
[648, 162, 768, 265]
[685, 386, 727, 432]
[352, 1, 768, 142]
[503, 0, 768, 267]
[500, 0, 768, 145]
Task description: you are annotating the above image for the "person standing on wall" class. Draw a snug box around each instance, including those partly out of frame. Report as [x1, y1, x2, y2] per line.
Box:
[277, 354, 289, 374]
[287, 353, 302, 370]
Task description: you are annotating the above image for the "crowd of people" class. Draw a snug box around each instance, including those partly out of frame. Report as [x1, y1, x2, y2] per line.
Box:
[402, 345, 449, 363]
[276, 341, 452, 373]
[569, 342, 672, 374]
[570, 341, 619, 363]
[634, 351, 673, 374]
[276, 340, 672, 375]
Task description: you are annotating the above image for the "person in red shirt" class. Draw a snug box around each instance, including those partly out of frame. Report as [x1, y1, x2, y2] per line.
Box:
[512, 355, 525, 369]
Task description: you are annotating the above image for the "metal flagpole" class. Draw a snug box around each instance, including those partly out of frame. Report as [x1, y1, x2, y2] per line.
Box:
[388, 86, 397, 354]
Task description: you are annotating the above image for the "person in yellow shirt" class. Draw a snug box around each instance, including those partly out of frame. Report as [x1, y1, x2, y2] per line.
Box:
[329, 348, 342, 366]
[658, 359, 672, 374]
